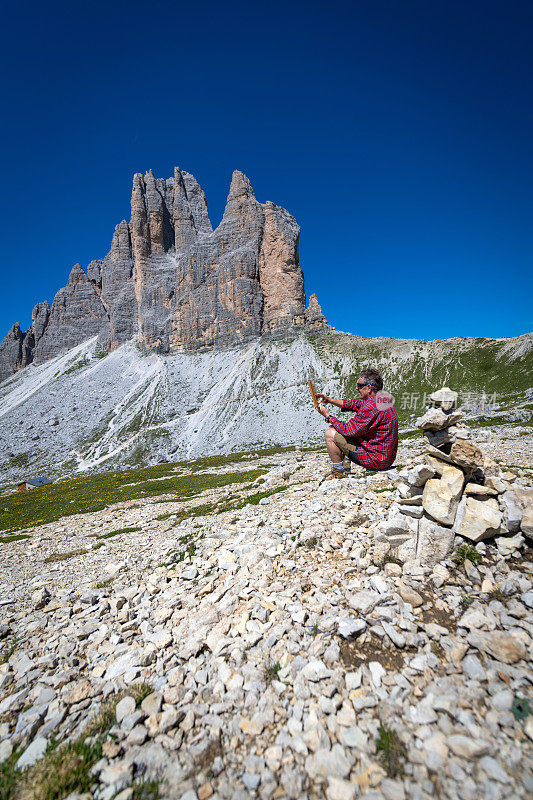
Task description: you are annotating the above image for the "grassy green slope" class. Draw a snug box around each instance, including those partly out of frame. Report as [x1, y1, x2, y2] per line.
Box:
[307, 331, 533, 425]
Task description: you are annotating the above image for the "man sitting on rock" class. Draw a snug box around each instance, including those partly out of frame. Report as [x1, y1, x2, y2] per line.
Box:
[317, 369, 398, 479]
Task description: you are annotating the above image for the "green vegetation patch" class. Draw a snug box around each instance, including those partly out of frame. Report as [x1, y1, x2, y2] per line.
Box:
[0, 639, 17, 665]
[0, 534, 31, 544]
[0, 463, 267, 534]
[96, 526, 141, 539]
[264, 661, 281, 681]
[171, 483, 291, 523]
[17, 684, 153, 800]
[376, 723, 407, 778]
[43, 548, 88, 563]
[0, 747, 20, 800]
[454, 544, 481, 566]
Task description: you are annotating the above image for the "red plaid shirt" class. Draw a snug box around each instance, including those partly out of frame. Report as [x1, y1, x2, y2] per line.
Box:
[328, 393, 398, 470]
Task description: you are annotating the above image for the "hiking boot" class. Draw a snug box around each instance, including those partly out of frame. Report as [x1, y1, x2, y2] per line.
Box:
[342, 457, 352, 474]
[328, 468, 349, 480]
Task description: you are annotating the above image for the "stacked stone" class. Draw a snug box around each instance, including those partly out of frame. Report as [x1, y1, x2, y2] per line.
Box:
[376, 386, 533, 565]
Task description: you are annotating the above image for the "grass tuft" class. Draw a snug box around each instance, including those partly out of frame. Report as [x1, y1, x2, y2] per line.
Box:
[0, 639, 17, 665]
[133, 683, 153, 707]
[0, 534, 31, 545]
[376, 723, 407, 778]
[297, 536, 318, 549]
[93, 577, 114, 589]
[263, 662, 281, 682]
[454, 544, 481, 566]
[0, 747, 19, 800]
[132, 778, 161, 800]
[96, 526, 141, 539]
[43, 548, 88, 563]
[26, 736, 103, 800]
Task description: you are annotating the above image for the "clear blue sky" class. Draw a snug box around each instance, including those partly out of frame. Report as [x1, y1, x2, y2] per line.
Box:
[1, 0, 531, 341]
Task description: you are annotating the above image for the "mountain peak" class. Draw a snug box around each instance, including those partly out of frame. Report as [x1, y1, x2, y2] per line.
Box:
[0, 165, 327, 382]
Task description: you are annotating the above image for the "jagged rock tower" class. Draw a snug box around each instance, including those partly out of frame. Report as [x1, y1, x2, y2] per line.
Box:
[0, 168, 327, 380]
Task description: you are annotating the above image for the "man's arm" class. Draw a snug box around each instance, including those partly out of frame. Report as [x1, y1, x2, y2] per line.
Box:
[315, 394, 344, 410]
[316, 394, 361, 412]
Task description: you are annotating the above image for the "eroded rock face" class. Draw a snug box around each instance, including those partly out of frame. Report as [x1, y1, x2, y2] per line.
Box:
[132, 168, 313, 353]
[33, 265, 109, 364]
[0, 324, 26, 382]
[0, 166, 327, 380]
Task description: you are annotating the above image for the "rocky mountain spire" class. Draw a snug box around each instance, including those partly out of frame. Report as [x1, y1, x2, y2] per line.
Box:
[259, 202, 306, 332]
[305, 293, 327, 328]
[33, 265, 110, 364]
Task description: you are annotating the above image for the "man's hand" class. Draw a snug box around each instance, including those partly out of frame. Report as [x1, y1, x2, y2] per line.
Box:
[318, 403, 330, 419]
[316, 393, 330, 404]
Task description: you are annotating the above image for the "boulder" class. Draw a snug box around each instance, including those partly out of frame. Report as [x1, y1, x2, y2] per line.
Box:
[376, 508, 418, 561]
[464, 483, 499, 497]
[416, 408, 450, 431]
[453, 496, 502, 542]
[406, 463, 437, 487]
[512, 488, 533, 539]
[449, 440, 484, 475]
[422, 463, 464, 526]
[499, 490, 523, 533]
[429, 386, 458, 412]
[417, 516, 455, 563]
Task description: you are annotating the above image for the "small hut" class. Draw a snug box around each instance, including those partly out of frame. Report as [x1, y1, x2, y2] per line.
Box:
[17, 477, 53, 491]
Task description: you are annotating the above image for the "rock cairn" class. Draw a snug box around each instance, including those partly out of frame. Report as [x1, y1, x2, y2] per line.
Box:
[376, 386, 533, 564]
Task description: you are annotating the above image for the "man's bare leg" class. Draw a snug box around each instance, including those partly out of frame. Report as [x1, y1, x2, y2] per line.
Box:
[325, 426, 343, 462]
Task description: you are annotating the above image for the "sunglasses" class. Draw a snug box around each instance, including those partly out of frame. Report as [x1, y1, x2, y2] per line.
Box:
[357, 381, 377, 389]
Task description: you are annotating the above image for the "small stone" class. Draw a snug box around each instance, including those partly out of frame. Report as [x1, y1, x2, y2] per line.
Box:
[31, 587, 50, 610]
[370, 575, 388, 594]
[198, 783, 214, 800]
[126, 725, 148, 745]
[384, 562, 402, 577]
[339, 726, 368, 750]
[447, 735, 490, 758]
[16, 737, 47, 770]
[398, 584, 423, 607]
[115, 696, 136, 724]
[0, 740, 13, 765]
[461, 655, 486, 681]
[305, 745, 352, 779]
[141, 691, 162, 716]
[242, 773, 261, 790]
[479, 756, 510, 783]
[302, 659, 331, 681]
[102, 739, 122, 758]
[326, 777, 356, 800]
[467, 631, 526, 664]
[380, 778, 406, 800]
[64, 680, 95, 704]
[99, 761, 133, 791]
[368, 661, 386, 688]
[264, 745, 283, 771]
[381, 622, 406, 648]
[337, 618, 366, 639]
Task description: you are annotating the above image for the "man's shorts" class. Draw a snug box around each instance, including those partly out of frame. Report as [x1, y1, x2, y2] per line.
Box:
[333, 432, 363, 465]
